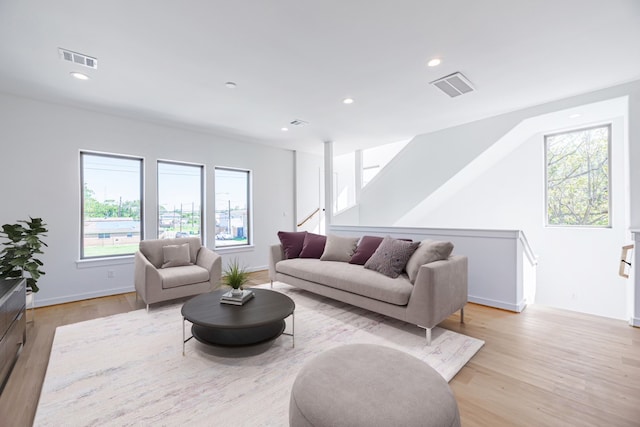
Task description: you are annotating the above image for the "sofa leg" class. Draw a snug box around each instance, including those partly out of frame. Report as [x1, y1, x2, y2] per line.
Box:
[419, 326, 432, 346]
[460, 307, 465, 324]
[270, 280, 273, 289]
[146, 304, 149, 313]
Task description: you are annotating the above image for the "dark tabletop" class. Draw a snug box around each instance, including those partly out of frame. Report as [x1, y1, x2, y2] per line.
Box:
[181, 288, 295, 329]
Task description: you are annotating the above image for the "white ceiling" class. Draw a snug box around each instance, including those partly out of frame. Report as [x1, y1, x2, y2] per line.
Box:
[1, 0, 639, 155]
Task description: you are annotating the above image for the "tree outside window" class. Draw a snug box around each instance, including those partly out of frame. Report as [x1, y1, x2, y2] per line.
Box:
[81, 152, 143, 258]
[545, 125, 611, 227]
[215, 168, 251, 247]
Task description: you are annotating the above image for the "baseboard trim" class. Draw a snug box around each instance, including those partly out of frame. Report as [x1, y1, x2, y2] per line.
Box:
[248, 265, 268, 273]
[468, 295, 526, 313]
[630, 316, 640, 327]
[34, 286, 135, 308]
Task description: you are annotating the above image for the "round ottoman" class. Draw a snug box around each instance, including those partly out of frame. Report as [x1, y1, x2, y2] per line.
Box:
[289, 344, 460, 427]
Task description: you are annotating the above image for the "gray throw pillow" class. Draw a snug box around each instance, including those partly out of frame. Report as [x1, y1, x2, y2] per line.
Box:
[161, 243, 192, 268]
[320, 235, 359, 262]
[364, 236, 420, 278]
[405, 239, 454, 283]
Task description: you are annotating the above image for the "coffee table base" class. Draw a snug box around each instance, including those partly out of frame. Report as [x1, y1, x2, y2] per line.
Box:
[183, 312, 294, 354]
[192, 321, 286, 347]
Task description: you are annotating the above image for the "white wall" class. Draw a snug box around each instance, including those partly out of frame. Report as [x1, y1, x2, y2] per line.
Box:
[354, 81, 640, 320]
[407, 117, 628, 319]
[333, 152, 356, 213]
[0, 92, 295, 307]
[294, 151, 323, 233]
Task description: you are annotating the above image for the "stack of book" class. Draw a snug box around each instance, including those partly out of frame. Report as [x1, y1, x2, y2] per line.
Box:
[220, 289, 255, 305]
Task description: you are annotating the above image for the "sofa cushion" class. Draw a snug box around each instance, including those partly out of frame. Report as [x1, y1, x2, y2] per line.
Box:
[349, 236, 384, 265]
[364, 236, 420, 278]
[161, 243, 193, 268]
[299, 233, 327, 259]
[278, 231, 307, 259]
[320, 235, 359, 262]
[405, 240, 455, 283]
[159, 265, 210, 289]
[276, 258, 413, 306]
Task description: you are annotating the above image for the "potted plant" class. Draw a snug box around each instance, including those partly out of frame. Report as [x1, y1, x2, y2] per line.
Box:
[223, 257, 249, 296]
[0, 217, 48, 293]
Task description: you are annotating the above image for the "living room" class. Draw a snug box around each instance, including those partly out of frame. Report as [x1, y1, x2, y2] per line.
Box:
[1, 1, 640, 426]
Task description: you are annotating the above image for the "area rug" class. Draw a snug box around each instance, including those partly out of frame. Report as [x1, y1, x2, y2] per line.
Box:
[35, 282, 483, 426]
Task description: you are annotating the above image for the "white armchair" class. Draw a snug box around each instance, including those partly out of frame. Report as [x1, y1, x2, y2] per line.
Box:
[134, 237, 221, 310]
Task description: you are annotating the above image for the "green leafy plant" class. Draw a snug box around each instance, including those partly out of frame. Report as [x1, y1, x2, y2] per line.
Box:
[222, 257, 249, 290]
[0, 217, 48, 293]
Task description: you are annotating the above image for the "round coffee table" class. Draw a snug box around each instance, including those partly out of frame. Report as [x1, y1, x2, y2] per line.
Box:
[181, 288, 295, 353]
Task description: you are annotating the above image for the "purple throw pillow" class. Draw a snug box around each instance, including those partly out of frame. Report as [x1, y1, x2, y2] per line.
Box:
[364, 236, 420, 278]
[278, 231, 307, 259]
[349, 236, 384, 265]
[299, 233, 327, 259]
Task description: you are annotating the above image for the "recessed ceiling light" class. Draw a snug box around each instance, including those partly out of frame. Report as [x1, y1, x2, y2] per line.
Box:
[427, 58, 441, 67]
[569, 113, 581, 119]
[225, 81, 237, 89]
[281, 127, 289, 132]
[70, 72, 90, 80]
[343, 98, 354, 104]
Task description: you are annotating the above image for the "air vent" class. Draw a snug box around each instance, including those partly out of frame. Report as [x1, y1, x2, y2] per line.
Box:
[58, 48, 98, 69]
[430, 72, 474, 98]
[290, 119, 309, 127]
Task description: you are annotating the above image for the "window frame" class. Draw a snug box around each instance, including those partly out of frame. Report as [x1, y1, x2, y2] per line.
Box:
[80, 151, 144, 259]
[214, 166, 252, 249]
[157, 160, 205, 241]
[543, 124, 612, 228]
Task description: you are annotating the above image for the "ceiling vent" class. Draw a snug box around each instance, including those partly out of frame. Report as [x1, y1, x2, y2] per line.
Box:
[430, 72, 474, 98]
[290, 119, 309, 127]
[58, 48, 98, 69]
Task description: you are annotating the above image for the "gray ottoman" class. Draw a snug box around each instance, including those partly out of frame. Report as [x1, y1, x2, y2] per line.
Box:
[290, 344, 461, 427]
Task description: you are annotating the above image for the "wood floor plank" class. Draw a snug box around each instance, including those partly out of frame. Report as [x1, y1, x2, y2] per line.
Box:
[1, 271, 639, 426]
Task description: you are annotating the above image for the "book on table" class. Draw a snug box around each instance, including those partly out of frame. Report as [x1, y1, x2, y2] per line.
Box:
[220, 289, 255, 305]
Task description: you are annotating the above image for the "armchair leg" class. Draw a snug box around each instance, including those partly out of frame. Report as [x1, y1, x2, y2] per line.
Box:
[270, 280, 273, 289]
[146, 304, 149, 313]
[460, 307, 465, 324]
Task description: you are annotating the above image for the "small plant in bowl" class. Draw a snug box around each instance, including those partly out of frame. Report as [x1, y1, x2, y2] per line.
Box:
[223, 258, 249, 296]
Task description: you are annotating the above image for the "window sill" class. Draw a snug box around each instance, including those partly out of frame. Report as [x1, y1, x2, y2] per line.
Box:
[213, 245, 255, 254]
[76, 255, 134, 269]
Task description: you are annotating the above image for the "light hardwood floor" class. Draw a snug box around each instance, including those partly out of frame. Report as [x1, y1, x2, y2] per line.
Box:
[1, 271, 639, 426]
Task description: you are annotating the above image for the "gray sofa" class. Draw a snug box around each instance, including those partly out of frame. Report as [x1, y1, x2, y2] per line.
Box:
[134, 237, 221, 309]
[269, 243, 468, 345]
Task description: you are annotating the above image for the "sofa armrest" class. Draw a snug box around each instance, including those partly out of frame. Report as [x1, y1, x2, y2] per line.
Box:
[406, 255, 468, 329]
[134, 251, 161, 303]
[269, 244, 284, 281]
[196, 246, 222, 290]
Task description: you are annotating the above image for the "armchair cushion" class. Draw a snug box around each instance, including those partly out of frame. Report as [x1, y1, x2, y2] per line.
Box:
[161, 243, 193, 268]
[159, 265, 210, 289]
[140, 237, 201, 269]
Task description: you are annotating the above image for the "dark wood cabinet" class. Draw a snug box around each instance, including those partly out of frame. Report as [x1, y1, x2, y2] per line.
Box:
[0, 278, 26, 393]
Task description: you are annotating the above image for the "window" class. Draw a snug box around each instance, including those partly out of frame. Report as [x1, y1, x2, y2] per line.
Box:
[81, 152, 143, 258]
[545, 124, 611, 227]
[158, 161, 204, 240]
[215, 168, 251, 247]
